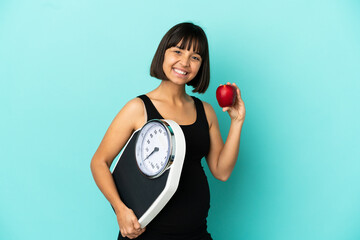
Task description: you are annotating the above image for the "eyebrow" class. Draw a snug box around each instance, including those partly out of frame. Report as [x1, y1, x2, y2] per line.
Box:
[175, 46, 200, 55]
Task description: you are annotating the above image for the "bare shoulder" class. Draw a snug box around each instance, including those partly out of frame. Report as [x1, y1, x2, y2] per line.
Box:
[201, 100, 218, 128]
[114, 97, 146, 131]
[123, 97, 144, 112]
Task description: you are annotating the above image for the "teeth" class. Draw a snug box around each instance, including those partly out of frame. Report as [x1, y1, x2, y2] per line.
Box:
[174, 69, 187, 75]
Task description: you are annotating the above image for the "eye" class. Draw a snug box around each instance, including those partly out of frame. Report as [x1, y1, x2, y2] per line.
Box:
[174, 50, 181, 54]
[192, 55, 201, 61]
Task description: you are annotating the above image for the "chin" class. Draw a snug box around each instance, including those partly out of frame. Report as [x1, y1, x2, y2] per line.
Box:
[170, 77, 194, 86]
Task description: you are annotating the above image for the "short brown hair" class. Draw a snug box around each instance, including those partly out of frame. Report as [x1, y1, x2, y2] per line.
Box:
[150, 22, 210, 93]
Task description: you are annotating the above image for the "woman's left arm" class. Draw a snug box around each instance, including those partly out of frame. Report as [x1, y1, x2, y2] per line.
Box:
[204, 83, 246, 181]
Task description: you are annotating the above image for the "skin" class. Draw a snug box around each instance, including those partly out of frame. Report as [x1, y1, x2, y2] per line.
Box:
[90, 41, 246, 239]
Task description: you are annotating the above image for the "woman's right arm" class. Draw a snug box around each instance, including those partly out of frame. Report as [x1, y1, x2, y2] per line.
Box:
[90, 98, 146, 239]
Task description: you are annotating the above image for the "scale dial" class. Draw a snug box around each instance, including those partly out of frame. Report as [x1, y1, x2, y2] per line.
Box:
[135, 119, 175, 178]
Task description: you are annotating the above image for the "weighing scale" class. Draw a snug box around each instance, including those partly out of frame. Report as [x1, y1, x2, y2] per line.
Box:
[111, 119, 186, 228]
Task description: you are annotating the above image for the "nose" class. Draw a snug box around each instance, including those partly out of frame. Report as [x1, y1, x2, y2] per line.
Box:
[179, 54, 190, 67]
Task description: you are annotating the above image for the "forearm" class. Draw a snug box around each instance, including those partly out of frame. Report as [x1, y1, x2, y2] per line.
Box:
[90, 160, 127, 214]
[216, 120, 244, 180]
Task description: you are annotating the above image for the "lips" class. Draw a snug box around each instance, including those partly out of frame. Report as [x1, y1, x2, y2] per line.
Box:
[173, 68, 188, 76]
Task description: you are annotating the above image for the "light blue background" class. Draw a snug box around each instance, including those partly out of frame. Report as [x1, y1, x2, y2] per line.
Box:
[1, 0, 360, 239]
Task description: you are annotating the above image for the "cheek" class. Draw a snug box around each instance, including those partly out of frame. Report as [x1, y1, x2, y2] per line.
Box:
[192, 62, 202, 74]
[162, 56, 170, 70]
[163, 55, 174, 68]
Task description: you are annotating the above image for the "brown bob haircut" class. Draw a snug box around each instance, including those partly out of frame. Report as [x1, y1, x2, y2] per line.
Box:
[150, 22, 210, 93]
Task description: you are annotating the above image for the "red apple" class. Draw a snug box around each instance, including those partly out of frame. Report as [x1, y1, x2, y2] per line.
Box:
[216, 84, 236, 108]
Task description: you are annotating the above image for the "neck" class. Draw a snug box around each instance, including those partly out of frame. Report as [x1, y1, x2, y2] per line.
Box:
[152, 80, 189, 102]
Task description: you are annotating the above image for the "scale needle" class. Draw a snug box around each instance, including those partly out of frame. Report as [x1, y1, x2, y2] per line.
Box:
[144, 147, 159, 161]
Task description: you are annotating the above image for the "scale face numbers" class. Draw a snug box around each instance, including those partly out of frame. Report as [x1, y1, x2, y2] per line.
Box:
[135, 120, 174, 178]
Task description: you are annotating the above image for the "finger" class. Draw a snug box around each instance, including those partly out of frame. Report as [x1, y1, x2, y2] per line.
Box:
[229, 82, 241, 97]
[126, 232, 137, 239]
[136, 227, 145, 234]
[128, 231, 143, 239]
[237, 88, 242, 99]
[132, 230, 145, 239]
[125, 223, 141, 239]
[231, 83, 241, 99]
[232, 84, 240, 98]
[231, 82, 239, 91]
[125, 226, 135, 236]
[133, 219, 141, 230]
[222, 107, 230, 112]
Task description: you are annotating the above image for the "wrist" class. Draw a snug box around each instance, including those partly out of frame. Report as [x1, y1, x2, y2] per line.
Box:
[114, 202, 127, 215]
[231, 118, 244, 127]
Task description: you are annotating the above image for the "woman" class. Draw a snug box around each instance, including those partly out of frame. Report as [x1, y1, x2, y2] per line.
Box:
[91, 22, 245, 239]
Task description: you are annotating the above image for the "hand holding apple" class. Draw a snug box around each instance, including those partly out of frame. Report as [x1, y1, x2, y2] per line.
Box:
[216, 83, 246, 122]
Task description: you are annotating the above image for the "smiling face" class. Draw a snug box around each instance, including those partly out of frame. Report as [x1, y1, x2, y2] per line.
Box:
[162, 42, 202, 86]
